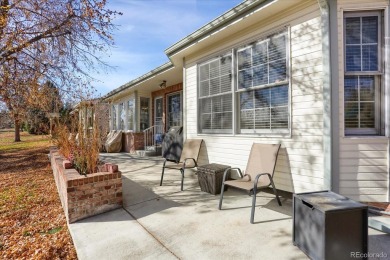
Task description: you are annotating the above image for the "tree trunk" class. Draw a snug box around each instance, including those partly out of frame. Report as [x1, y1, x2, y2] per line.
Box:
[14, 117, 21, 142]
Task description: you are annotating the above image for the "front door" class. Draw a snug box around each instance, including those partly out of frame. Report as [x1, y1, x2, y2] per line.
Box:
[166, 92, 182, 130]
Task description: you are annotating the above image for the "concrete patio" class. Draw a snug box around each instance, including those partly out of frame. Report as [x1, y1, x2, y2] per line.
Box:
[68, 153, 390, 260]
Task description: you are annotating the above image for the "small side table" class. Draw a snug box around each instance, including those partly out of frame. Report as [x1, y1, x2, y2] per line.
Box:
[197, 163, 230, 195]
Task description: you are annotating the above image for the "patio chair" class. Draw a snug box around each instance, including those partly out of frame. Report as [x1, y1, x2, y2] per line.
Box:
[160, 139, 203, 191]
[218, 143, 282, 224]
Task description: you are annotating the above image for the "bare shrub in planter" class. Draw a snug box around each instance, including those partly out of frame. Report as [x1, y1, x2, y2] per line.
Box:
[53, 107, 101, 175]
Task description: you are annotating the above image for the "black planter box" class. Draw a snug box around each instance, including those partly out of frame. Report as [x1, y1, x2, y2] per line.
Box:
[293, 191, 368, 260]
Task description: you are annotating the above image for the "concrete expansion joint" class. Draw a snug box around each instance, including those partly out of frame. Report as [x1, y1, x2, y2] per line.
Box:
[122, 207, 181, 259]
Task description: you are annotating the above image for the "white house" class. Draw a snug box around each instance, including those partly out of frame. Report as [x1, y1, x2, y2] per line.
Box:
[103, 0, 390, 202]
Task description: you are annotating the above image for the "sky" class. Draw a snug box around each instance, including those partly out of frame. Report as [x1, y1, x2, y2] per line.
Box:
[92, 0, 243, 96]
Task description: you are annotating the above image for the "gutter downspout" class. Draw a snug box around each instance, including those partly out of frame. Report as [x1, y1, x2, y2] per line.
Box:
[318, 0, 334, 191]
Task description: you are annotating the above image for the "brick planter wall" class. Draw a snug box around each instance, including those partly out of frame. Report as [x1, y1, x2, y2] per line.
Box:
[50, 149, 122, 223]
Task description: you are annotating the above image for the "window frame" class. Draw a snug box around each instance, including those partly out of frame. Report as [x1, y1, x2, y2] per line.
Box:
[196, 29, 290, 136]
[236, 31, 290, 134]
[343, 11, 383, 136]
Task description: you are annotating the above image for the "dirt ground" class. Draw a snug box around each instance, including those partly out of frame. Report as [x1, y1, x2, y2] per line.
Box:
[0, 130, 77, 259]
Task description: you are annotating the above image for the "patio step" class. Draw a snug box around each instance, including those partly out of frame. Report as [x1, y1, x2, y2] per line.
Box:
[136, 148, 161, 157]
[368, 216, 390, 234]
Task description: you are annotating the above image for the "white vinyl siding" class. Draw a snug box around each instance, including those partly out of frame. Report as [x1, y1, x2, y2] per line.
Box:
[337, 0, 389, 202]
[186, 3, 325, 193]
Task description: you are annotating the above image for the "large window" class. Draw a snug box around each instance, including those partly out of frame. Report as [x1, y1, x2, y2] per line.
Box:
[111, 105, 117, 130]
[197, 31, 289, 135]
[198, 53, 233, 134]
[119, 102, 125, 130]
[344, 12, 382, 135]
[127, 99, 134, 131]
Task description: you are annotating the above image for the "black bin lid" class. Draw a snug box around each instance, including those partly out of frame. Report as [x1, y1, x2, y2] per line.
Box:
[167, 126, 182, 134]
[294, 191, 368, 212]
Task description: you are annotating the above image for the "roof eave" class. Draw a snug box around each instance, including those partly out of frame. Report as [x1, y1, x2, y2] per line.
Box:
[101, 62, 174, 101]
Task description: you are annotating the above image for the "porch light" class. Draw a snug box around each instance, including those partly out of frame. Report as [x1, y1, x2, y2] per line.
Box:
[159, 80, 167, 89]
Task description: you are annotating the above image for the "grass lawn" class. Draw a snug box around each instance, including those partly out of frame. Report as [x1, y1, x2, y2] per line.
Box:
[0, 129, 77, 259]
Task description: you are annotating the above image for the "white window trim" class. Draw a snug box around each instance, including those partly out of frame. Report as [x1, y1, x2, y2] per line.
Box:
[197, 30, 291, 136]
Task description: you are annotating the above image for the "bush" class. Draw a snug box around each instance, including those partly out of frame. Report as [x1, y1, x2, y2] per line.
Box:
[53, 121, 100, 175]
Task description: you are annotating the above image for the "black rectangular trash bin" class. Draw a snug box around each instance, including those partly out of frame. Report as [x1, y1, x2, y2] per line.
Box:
[293, 191, 368, 260]
[197, 163, 230, 195]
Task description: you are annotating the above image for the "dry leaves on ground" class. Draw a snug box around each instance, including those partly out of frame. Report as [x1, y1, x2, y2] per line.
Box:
[0, 131, 77, 259]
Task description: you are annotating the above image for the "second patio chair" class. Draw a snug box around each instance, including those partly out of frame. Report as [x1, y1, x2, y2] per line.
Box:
[160, 139, 203, 191]
[218, 143, 282, 224]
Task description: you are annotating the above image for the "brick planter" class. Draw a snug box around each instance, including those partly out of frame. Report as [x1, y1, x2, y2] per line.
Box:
[50, 149, 122, 223]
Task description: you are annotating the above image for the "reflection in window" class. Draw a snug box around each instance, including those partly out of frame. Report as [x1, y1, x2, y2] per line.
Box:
[127, 99, 134, 131]
[112, 105, 117, 130]
[240, 85, 288, 131]
[119, 103, 125, 130]
[167, 93, 182, 130]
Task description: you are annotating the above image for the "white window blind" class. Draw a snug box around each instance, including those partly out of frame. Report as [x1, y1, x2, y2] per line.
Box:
[198, 54, 233, 134]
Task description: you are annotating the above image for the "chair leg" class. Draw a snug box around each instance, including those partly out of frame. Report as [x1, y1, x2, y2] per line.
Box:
[160, 166, 165, 186]
[218, 183, 225, 210]
[250, 189, 257, 224]
[268, 175, 282, 206]
[180, 168, 184, 191]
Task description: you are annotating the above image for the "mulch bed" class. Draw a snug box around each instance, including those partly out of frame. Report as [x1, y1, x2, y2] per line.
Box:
[0, 147, 77, 259]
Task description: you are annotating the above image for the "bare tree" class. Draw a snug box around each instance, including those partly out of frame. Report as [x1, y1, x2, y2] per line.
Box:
[0, 0, 120, 141]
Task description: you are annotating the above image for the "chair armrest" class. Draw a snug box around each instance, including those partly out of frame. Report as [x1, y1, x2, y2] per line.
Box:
[182, 158, 197, 169]
[229, 167, 243, 178]
[253, 173, 271, 189]
[222, 167, 242, 183]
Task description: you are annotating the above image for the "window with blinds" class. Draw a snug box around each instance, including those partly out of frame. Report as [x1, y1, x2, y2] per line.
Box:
[237, 32, 289, 133]
[344, 12, 382, 135]
[198, 53, 233, 134]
